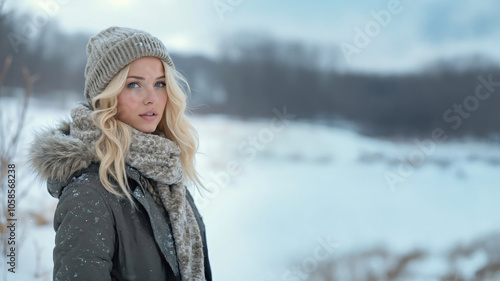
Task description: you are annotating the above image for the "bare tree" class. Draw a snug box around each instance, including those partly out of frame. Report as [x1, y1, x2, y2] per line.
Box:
[0, 55, 38, 280]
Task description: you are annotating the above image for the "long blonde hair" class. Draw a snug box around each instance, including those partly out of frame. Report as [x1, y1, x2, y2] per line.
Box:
[91, 61, 203, 204]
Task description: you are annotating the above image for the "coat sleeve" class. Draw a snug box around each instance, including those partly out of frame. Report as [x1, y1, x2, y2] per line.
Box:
[52, 179, 116, 281]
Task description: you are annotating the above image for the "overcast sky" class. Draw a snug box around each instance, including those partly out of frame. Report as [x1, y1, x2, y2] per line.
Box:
[4, 0, 500, 73]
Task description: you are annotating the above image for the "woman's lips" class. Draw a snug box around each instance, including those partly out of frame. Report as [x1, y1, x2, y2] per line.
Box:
[139, 114, 157, 121]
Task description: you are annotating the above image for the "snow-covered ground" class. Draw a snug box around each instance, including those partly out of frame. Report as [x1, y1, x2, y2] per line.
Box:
[1, 94, 499, 281]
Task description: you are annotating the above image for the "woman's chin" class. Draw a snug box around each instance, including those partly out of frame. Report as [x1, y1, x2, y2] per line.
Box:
[133, 124, 157, 134]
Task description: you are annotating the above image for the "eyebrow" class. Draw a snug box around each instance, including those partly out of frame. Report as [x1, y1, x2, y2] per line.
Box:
[127, 75, 165, 80]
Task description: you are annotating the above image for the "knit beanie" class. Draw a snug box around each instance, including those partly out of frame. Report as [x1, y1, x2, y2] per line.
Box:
[84, 26, 175, 106]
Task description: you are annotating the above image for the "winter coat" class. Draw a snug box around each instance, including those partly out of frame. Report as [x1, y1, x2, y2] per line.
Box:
[47, 162, 213, 281]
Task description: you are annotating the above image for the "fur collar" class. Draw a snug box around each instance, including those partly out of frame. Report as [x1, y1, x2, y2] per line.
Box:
[28, 118, 98, 195]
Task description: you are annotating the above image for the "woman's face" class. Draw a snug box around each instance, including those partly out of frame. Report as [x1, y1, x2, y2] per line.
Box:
[117, 56, 167, 133]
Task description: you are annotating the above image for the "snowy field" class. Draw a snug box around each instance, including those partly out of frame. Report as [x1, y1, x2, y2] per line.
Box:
[1, 93, 500, 281]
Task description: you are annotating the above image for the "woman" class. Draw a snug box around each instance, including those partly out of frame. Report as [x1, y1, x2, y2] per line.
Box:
[28, 26, 212, 281]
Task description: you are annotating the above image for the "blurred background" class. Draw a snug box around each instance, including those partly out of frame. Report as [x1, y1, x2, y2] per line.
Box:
[1, 0, 500, 280]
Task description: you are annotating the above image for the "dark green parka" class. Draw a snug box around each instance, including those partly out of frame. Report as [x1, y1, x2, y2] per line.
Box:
[48, 163, 212, 281]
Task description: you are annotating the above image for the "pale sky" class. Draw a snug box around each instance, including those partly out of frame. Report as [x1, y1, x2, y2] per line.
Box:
[4, 0, 500, 73]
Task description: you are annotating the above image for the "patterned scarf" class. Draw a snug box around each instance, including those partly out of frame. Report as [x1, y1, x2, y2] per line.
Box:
[70, 102, 205, 280]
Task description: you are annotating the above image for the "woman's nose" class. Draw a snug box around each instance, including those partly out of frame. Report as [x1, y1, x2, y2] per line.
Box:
[144, 87, 158, 104]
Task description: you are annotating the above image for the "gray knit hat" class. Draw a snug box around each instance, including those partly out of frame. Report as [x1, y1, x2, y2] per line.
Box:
[84, 26, 174, 106]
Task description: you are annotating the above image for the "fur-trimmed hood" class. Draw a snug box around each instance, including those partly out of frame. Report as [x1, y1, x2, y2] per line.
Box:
[28, 119, 99, 197]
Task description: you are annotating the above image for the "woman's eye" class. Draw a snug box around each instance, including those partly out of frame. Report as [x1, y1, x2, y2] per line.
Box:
[127, 82, 140, 88]
[155, 81, 166, 87]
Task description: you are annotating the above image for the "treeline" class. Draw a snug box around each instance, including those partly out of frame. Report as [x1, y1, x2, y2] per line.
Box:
[173, 36, 500, 139]
[0, 6, 88, 94]
[203, 33, 500, 138]
[1, 7, 500, 138]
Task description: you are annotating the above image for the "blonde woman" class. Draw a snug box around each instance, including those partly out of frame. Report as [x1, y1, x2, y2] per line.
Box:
[29, 26, 212, 281]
